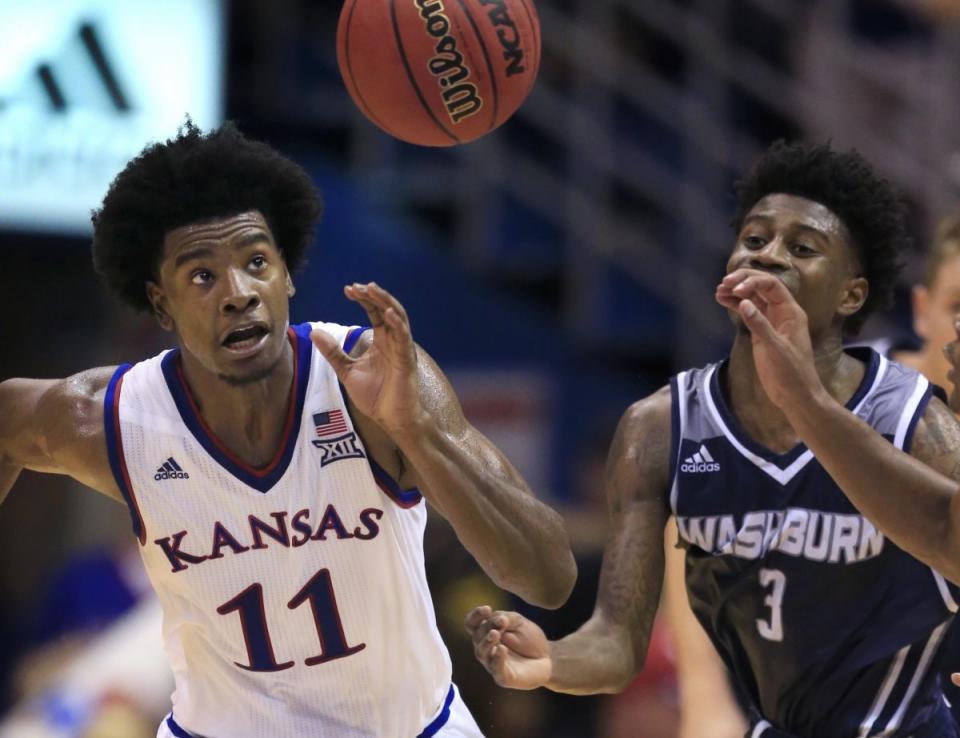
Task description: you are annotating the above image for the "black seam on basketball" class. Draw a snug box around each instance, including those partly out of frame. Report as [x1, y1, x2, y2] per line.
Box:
[455, 0, 499, 131]
[516, 0, 540, 95]
[344, 0, 401, 138]
[390, 0, 460, 145]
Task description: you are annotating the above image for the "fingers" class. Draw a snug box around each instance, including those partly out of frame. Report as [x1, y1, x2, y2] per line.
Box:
[952, 673, 960, 687]
[344, 283, 415, 361]
[310, 327, 354, 379]
[465, 605, 493, 636]
[721, 269, 792, 306]
[737, 299, 777, 343]
[465, 608, 517, 661]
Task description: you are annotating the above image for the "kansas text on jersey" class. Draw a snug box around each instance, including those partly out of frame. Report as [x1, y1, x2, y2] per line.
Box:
[104, 323, 456, 738]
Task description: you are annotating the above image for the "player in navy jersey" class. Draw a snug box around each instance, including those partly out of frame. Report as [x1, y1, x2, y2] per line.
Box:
[0, 121, 576, 738]
[467, 141, 960, 738]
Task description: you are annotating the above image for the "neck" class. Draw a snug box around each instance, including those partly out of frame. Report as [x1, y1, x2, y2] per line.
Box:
[726, 327, 863, 452]
[177, 337, 296, 467]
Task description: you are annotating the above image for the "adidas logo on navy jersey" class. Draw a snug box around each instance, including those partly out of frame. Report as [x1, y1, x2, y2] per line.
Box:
[680, 444, 720, 473]
[155, 457, 190, 481]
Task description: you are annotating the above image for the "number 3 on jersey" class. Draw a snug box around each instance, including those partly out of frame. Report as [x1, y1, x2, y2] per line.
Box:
[217, 568, 365, 671]
[756, 568, 786, 642]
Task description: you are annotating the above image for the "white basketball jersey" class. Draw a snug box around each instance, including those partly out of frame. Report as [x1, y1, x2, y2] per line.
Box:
[103, 322, 454, 738]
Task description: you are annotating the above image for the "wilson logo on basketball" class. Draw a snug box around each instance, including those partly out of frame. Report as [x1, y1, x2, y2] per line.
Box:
[416, 0, 484, 124]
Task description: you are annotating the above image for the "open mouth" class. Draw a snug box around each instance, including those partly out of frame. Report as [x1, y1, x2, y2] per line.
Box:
[222, 325, 270, 351]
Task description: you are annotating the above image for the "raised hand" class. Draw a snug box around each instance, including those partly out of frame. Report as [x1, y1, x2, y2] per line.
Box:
[311, 283, 425, 437]
[715, 268, 823, 411]
[464, 606, 552, 690]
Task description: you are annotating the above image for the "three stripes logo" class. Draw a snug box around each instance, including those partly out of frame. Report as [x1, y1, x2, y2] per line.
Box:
[680, 444, 720, 474]
[7, 22, 132, 114]
[155, 457, 190, 481]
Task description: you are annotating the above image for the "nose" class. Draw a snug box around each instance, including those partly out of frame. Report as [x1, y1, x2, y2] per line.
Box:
[747, 237, 789, 272]
[219, 266, 261, 315]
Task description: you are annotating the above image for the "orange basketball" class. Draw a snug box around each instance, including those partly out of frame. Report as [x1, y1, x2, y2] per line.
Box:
[337, 0, 541, 147]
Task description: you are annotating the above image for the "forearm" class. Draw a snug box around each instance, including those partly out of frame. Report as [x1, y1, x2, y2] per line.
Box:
[396, 421, 575, 608]
[546, 615, 638, 695]
[785, 390, 960, 578]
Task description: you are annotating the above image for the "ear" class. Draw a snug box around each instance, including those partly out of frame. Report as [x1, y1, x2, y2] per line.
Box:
[146, 281, 175, 332]
[912, 284, 930, 340]
[837, 276, 869, 319]
[286, 271, 296, 298]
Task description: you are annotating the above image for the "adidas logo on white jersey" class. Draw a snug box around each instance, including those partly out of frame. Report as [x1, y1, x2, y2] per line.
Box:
[680, 444, 720, 473]
[155, 457, 190, 481]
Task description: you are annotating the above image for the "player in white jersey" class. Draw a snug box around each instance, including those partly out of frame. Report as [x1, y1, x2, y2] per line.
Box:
[0, 121, 576, 738]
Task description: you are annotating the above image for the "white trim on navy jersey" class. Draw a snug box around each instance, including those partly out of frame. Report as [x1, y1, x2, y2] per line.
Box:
[894, 376, 930, 450]
[669, 370, 690, 516]
[700, 357, 888, 487]
[881, 622, 949, 736]
[858, 644, 911, 738]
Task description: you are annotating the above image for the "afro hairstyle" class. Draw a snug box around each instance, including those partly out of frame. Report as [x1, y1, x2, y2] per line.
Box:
[92, 120, 323, 312]
[733, 140, 908, 335]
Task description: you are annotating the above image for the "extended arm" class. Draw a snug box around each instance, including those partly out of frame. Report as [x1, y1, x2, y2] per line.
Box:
[465, 390, 673, 694]
[718, 269, 960, 581]
[0, 369, 122, 506]
[311, 282, 575, 608]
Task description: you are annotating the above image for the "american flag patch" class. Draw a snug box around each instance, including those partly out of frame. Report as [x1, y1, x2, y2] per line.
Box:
[313, 410, 348, 438]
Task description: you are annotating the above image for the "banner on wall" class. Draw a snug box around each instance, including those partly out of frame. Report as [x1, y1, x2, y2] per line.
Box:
[0, 0, 224, 235]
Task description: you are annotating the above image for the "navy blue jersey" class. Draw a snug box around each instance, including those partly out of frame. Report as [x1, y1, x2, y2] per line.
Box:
[670, 348, 959, 738]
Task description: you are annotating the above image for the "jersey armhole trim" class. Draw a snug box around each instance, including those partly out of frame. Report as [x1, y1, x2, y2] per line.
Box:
[343, 325, 370, 354]
[668, 373, 684, 516]
[897, 377, 932, 453]
[336, 381, 423, 509]
[103, 364, 146, 545]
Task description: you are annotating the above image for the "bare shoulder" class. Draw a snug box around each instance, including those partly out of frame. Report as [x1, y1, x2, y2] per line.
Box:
[909, 395, 960, 480]
[607, 386, 673, 512]
[1, 366, 122, 500]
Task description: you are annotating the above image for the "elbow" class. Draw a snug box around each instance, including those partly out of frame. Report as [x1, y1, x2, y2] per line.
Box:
[493, 551, 577, 610]
[536, 550, 578, 610]
[533, 513, 579, 609]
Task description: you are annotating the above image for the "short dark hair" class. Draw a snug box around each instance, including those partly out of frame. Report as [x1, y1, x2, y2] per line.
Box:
[733, 140, 908, 335]
[92, 120, 323, 311]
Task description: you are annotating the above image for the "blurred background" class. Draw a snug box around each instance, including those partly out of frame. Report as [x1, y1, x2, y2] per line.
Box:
[1, 0, 959, 736]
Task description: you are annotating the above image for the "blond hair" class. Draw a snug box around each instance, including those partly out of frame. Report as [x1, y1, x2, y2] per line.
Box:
[923, 212, 960, 287]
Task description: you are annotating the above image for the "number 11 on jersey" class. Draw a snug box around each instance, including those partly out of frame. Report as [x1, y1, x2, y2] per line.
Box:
[218, 568, 366, 671]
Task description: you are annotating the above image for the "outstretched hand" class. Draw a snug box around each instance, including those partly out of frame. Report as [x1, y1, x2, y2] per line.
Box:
[715, 269, 824, 411]
[311, 283, 424, 437]
[465, 606, 552, 690]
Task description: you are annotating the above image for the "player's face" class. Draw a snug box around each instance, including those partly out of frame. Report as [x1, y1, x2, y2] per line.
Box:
[147, 210, 293, 385]
[913, 249, 960, 381]
[726, 194, 867, 339]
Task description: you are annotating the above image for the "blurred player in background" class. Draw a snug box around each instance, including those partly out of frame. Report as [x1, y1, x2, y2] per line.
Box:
[892, 214, 960, 391]
[0, 121, 577, 738]
[468, 141, 960, 738]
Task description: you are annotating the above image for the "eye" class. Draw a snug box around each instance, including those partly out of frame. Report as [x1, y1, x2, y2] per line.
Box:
[191, 269, 214, 285]
[249, 254, 267, 270]
[743, 235, 766, 249]
[791, 242, 816, 256]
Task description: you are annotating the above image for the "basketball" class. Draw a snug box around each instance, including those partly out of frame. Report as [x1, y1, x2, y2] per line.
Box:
[337, 0, 541, 147]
